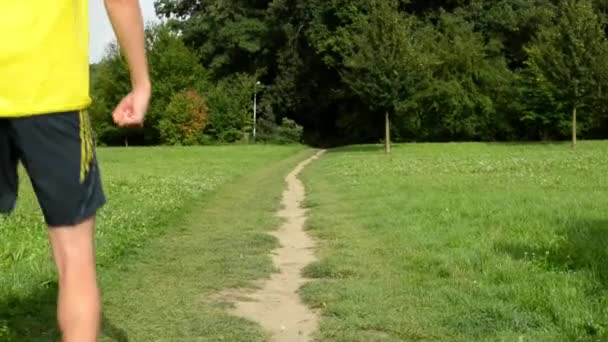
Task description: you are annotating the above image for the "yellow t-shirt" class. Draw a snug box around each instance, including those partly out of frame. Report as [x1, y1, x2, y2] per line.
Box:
[0, 0, 91, 117]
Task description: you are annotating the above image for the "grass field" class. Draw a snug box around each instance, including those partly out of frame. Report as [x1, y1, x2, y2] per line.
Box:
[0, 145, 308, 341]
[3, 142, 608, 342]
[301, 142, 608, 342]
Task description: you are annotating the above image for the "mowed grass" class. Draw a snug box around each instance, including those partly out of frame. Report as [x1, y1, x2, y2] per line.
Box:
[301, 142, 608, 342]
[0, 145, 308, 341]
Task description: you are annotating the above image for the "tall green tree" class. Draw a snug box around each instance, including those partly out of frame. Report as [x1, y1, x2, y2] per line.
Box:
[524, 0, 608, 149]
[462, 0, 556, 68]
[403, 11, 513, 141]
[155, 0, 271, 78]
[339, 0, 433, 153]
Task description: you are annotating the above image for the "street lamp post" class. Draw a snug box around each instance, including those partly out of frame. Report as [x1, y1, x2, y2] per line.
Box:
[253, 81, 261, 141]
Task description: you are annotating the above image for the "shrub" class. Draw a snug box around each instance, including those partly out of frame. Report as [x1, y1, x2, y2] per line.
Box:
[159, 90, 208, 145]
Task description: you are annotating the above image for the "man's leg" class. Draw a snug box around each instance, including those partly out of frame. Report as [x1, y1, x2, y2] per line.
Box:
[11, 111, 106, 342]
[48, 218, 100, 342]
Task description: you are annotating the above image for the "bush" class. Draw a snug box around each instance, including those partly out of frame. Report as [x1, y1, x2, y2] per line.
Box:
[255, 110, 303, 144]
[218, 128, 244, 143]
[199, 134, 215, 145]
[204, 73, 254, 141]
[158, 90, 208, 145]
[276, 118, 303, 144]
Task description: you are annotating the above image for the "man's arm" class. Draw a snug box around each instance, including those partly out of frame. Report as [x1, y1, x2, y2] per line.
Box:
[104, 0, 151, 127]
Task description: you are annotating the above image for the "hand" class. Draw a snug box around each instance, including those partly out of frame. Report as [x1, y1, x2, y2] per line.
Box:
[112, 85, 150, 128]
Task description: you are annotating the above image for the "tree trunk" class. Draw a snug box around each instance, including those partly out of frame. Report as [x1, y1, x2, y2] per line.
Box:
[572, 106, 577, 150]
[384, 111, 391, 154]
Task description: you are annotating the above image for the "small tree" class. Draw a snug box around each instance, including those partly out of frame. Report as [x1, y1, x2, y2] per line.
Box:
[525, 0, 608, 149]
[203, 73, 255, 142]
[159, 90, 208, 145]
[340, 0, 432, 153]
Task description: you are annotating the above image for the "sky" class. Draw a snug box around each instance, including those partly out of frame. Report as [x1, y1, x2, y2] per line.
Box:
[89, 0, 159, 63]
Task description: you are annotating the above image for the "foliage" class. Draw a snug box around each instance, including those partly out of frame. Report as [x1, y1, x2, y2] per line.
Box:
[89, 44, 132, 145]
[159, 89, 208, 145]
[254, 107, 304, 144]
[276, 118, 304, 144]
[88, 0, 608, 145]
[402, 11, 513, 141]
[90, 24, 206, 145]
[155, 0, 270, 78]
[523, 0, 608, 143]
[203, 73, 256, 142]
[340, 1, 429, 113]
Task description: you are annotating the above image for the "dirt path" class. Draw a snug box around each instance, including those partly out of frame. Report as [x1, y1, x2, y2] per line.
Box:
[228, 150, 325, 341]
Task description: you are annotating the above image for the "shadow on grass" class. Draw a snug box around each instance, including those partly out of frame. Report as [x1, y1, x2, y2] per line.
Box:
[497, 219, 608, 287]
[0, 281, 128, 341]
[483, 141, 571, 147]
[326, 144, 386, 154]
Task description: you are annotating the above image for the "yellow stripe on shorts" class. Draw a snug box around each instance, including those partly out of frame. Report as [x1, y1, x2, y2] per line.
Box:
[79, 110, 94, 183]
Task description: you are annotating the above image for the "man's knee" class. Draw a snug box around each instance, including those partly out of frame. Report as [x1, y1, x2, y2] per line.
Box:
[49, 217, 97, 276]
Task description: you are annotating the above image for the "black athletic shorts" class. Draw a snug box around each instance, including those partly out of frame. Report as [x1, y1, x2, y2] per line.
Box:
[0, 111, 106, 227]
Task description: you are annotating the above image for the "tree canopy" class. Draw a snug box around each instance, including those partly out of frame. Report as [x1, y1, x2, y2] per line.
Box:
[89, 0, 608, 146]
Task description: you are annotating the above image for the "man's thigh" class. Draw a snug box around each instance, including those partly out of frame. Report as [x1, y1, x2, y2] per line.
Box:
[11, 111, 106, 227]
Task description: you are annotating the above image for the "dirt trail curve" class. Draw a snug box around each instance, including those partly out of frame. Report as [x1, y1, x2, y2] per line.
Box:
[229, 150, 325, 342]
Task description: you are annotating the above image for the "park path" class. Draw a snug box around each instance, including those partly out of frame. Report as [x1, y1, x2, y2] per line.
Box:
[228, 150, 325, 341]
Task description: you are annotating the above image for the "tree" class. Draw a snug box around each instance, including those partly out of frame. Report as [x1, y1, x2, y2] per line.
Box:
[159, 90, 208, 145]
[401, 11, 514, 142]
[89, 43, 133, 145]
[524, 0, 608, 149]
[99, 0, 608, 145]
[89, 24, 206, 145]
[340, 0, 432, 153]
[461, 0, 556, 69]
[203, 73, 256, 142]
[155, 0, 271, 78]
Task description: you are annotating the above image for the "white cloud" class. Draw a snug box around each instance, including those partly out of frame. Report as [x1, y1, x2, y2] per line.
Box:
[89, 0, 158, 63]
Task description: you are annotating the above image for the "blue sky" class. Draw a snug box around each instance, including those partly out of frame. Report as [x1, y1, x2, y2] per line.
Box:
[89, 0, 158, 63]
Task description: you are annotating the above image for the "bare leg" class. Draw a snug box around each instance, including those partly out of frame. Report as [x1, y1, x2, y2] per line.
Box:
[48, 217, 100, 342]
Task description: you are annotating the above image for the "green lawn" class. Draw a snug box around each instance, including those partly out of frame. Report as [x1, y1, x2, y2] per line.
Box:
[301, 142, 608, 342]
[4, 142, 608, 341]
[0, 145, 309, 341]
